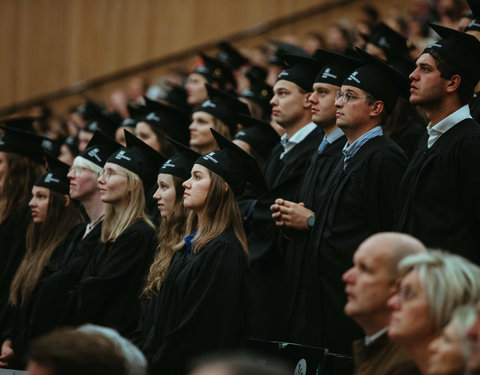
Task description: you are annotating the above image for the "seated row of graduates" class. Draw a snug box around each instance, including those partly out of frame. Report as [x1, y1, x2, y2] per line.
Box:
[0, 117, 263, 375]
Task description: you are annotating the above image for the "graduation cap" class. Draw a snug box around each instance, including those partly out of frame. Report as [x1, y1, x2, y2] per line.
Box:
[163, 85, 190, 112]
[106, 130, 166, 190]
[119, 118, 137, 129]
[361, 22, 414, 58]
[269, 40, 310, 67]
[196, 84, 250, 137]
[194, 53, 237, 89]
[276, 54, 322, 92]
[137, 96, 190, 146]
[343, 48, 410, 115]
[35, 154, 70, 195]
[158, 137, 200, 180]
[0, 126, 45, 165]
[194, 128, 268, 196]
[245, 65, 268, 83]
[235, 113, 280, 159]
[425, 23, 480, 86]
[385, 50, 416, 77]
[313, 50, 362, 87]
[77, 100, 105, 122]
[84, 113, 118, 139]
[127, 103, 150, 120]
[63, 136, 79, 156]
[466, 0, 480, 32]
[217, 41, 249, 69]
[0, 117, 38, 133]
[240, 81, 273, 115]
[79, 130, 122, 168]
[41, 137, 62, 158]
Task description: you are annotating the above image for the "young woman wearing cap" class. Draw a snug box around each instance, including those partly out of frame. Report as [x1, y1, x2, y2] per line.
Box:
[0, 157, 82, 368]
[141, 130, 252, 375]
[71, 131, 157, 337]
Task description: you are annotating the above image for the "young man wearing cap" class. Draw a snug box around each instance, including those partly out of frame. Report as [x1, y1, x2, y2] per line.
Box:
[342, 233, 425, 375]
[304, 49, 408, 354]
[268, 51, 358, 343]
[395, 24, 480, 264]
[245, 56, 322, 341]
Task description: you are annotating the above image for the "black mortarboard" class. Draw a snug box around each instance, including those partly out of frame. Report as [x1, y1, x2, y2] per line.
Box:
[240, 70, 273, 115]
[158, 137, 200, 180]
[79, 130, 122, 167]
[342, 48, 410, 115]
[194, 53, 237, 89]
[63, 136, 79, 156]
[77, 100, 105, 122]
[269, 41, 310, 67]
[217, 41, 249, 69]
[385, 50, 416, 77]
[466, 0, 480, 32]
[195, 129, 267, 195]
[127, 103, 149, 120]
[276, 54, 322, 92]
[362, 22, 413, 58]
[35, 154, 70, 195]
[119, 118, 137, 129]
[0, 117, 38, 133]
[195, 85, 250, 137]
[84, 113, 118, 139]
[163, 85, 190, 112]
[41, 137, 62, 158]
[106, 130, 166, 190]
[246, 65, 268, 82]
[136, 96, 190, 146]
[235, 114, 280, 159]
[425, 23, 480, 86]
[0, 126, 45, 164]
[313, 50, 362, 86]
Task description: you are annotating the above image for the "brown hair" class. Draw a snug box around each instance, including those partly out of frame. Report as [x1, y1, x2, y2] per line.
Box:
[142, 175, 188, 297]
[28, 328, 126, 375]
[9, 190, 83, 307]
[101, 166, 154, 244]
[186, 171, 248, 256]
[0, 153, 44, 223]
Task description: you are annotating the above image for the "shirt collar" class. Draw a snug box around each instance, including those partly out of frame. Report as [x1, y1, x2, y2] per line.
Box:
[280, 122, 317, 147]
[325, 127, 344, 144]
[342, 126, 383, 168]
[426, 105, 472, 148]
[364, 327, 389, 346]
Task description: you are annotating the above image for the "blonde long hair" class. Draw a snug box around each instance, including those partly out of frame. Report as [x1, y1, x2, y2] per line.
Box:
[142, 175, 188, 297]
[185, 170, 247, 256]
[9, 191, 83, 307]
[101, 165, 154, 244]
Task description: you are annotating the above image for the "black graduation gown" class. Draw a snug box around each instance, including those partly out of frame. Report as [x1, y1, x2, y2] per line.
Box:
[280, 135, 345, 341]
[70, 220, 156, 336]
[395, 118, 480, 263]
[0, 204, 31, 331]
[304, 136, 407, 354]
[389, 122, 426, 160]
[245, 126, 323, 340]
[470, 93, 480, 123]
[140, 231, 249, 375]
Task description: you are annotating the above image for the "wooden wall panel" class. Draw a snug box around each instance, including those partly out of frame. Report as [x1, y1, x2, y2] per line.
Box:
[0, 0, 410, 116]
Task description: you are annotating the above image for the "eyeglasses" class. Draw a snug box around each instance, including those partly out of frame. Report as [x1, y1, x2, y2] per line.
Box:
[100, 170, 128, 181]
[68, 166, 95, 177]
[335, 90, 368, 104]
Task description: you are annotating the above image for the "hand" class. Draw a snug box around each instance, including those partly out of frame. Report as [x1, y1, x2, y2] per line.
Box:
[0, 340, 14, 367]
[271, 198, 314, 230]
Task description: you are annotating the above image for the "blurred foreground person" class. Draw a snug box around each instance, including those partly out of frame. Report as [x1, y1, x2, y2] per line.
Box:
[467, 300, 480, 375]
[427, 304, 477, 375]
[388, 251, 480, 374]
[343, 232, 426, 375]
[26, 324, 147, 375]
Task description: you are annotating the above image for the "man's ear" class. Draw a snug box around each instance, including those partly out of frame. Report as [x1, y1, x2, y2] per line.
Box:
[64, 195, 71, 207]
[446, 74, 461, 94]
[304, 92, 313, 108]
[389, 277, 401, 295]
[369, 100, 384, 118]
[224, 182, 229, 192]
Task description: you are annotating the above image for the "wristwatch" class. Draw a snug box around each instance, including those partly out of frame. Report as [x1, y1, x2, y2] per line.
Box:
[307, 214, 316, 229]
